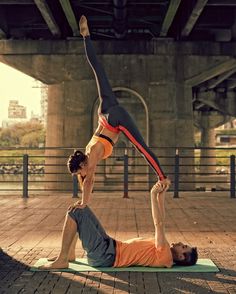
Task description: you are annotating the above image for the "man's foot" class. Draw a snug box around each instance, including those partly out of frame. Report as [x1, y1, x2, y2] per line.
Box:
[39, 259, 69, 270]
[79, 15, 90, 37]
[47, 254, 76, 262]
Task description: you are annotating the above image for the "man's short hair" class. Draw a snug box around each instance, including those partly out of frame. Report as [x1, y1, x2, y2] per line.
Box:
[175, 247, 198, 266]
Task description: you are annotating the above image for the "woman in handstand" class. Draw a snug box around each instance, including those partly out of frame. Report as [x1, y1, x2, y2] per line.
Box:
[67, 16, 170, 208]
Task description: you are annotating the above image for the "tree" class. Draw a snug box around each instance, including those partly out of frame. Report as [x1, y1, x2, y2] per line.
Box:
[0, 121, 45, 147]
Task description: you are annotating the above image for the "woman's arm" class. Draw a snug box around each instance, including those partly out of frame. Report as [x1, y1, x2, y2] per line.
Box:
[80, 171, 95, 206]
[94, 124, 103, 136]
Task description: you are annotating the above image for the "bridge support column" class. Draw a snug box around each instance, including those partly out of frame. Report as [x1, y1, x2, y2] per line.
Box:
[148, 82, 195, 191]
[45, 80, 95, 191]
[194, 111, 230, 177]
[200, 127, 216, 174]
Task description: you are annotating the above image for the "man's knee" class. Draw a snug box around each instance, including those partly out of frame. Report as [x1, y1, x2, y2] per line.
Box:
[68, 206, 90, 223]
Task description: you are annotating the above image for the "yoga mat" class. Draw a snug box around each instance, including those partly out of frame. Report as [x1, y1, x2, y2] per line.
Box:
[31, 258, 219, 273]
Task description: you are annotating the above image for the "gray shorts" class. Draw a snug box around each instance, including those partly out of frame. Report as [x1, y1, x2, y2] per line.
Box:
[68, 206, 116, 267]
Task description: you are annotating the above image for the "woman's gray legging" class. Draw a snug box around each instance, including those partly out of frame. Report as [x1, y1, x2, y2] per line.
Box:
[83, 36, 166, 180]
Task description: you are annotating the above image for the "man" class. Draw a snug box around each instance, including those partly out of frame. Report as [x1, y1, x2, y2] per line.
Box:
[40, 183, 198, 269]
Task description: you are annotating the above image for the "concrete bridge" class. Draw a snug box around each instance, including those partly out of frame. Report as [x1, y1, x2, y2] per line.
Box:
[1, 39, 235, 189]
[0, 1, 235, 189]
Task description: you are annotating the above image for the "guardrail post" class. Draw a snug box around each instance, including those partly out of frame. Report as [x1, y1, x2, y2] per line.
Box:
[123, 149, 129, 198]
[230, 154, 235, 198]
[23, 154, 28, 198]
[72, 174, 79, 198]
[174, 149, 179, 198]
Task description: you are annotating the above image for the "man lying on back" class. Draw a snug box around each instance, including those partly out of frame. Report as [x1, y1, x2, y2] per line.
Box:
[40, 183, 198, 269]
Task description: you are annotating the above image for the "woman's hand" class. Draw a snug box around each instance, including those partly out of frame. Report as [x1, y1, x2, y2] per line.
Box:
[151, 178, 170, 195]
[68, 200, 87, 211]
[159, 178, 171, 191]
[151, 181, 164, 194]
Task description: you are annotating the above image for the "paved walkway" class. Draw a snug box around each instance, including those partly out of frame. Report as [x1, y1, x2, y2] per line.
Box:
[0, 191, 236, 294]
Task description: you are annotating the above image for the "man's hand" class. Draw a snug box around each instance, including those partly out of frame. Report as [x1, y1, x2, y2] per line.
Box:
[68, 200, 87, 212]
[151, 179, 170, 195]
[151, 181, 164, 194]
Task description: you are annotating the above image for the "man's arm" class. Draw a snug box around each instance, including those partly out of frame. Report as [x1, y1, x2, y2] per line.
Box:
[151, 183, 167, 248]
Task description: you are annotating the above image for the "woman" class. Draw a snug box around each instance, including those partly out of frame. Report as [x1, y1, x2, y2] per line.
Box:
[67, 16, 170, 208]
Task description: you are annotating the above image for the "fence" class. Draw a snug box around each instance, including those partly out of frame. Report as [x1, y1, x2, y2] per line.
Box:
[0, 146, 235, 198]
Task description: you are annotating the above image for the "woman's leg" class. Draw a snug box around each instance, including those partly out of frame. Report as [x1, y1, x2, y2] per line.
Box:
[80, 16, 118, 113]
[108, 106, 168, 182]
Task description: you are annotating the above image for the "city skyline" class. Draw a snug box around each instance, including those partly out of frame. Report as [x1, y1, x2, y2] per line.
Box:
[0, 62, 42, 125]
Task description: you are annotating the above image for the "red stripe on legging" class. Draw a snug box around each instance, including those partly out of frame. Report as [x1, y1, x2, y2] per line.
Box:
[99, 116, 120, 133]
[119, 125, 165, 180]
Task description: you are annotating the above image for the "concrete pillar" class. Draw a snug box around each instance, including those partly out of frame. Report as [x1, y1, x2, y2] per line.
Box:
[148, 81, 195, 190]
[45, 80, 96, 191]
[200, 127, 216, 174]
[194, 111, 229, 176]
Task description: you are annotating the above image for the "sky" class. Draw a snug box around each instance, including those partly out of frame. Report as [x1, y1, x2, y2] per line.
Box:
[0, 62, 41, 124]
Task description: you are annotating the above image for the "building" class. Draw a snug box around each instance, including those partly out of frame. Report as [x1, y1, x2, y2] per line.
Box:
[8, 100, 26, 119]
[32, 80, 48, 126]
[215, 119, 236, 146]
[40, 84, 48, 126]
[2, 100, 28, 128]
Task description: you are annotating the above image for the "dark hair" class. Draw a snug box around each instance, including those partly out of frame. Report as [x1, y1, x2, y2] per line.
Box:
[174, 247, 198, 266]
[67, 150, 87, 174]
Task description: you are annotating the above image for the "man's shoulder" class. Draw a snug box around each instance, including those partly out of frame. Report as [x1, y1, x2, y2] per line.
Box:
[155, 240, 171, 251]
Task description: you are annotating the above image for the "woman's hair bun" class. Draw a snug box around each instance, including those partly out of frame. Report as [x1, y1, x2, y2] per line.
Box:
[74, 150, 83, 157]
[67, 150, 87, 173]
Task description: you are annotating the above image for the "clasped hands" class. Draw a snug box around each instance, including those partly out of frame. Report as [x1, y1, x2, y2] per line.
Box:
[68, 201, 87, 212]
[151, 178, 171, 194]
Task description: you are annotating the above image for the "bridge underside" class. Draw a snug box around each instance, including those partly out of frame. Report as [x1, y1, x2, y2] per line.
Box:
[0, 38, 236, 189]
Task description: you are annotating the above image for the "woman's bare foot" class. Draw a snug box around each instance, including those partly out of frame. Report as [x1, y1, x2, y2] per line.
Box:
[79, 15, 90, 37]
[39, 258, 69, 270]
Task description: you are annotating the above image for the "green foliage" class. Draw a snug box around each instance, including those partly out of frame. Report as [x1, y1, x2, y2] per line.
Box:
[0, 122, 45, 148]
[194, 149, 236, 166]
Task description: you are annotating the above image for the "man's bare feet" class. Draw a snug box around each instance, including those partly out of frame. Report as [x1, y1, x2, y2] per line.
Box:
[79, 15, 90, 37]
[39, 258, 69, 270]
[47, 254, 76, 262]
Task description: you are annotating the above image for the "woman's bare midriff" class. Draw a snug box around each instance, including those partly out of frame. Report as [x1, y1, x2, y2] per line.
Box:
[100, 127, 120, 144]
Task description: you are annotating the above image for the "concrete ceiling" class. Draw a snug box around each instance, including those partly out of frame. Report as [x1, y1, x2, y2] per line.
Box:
[0, 0, 235, 116]
[0, 0, 235, 42]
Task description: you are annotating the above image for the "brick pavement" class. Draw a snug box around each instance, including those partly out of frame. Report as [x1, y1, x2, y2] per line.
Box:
[0, 192, 236, 294]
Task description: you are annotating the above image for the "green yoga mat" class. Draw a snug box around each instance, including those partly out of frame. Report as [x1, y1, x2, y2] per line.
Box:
[31, 258, 219, 273]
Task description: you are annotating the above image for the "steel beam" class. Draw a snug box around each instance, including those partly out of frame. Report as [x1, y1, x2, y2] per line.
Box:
[186, 59, 236, 87]
[160, 0, 181, 37]
[34, 0, 61, 37]
[227, 79, 236, 90]
[181, 0, 208, 37]
[59, 0, 79, 37]
[207, 68, 236, 89]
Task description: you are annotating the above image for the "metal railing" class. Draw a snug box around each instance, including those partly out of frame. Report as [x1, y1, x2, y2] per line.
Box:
[0, 146, 235, 198]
